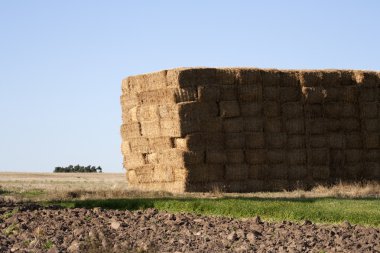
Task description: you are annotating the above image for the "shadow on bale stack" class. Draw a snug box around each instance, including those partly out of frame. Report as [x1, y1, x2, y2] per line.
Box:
[121, 68, 380, 193]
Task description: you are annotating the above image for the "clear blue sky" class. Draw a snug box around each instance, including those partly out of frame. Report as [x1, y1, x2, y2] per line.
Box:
[0, 1, 379, 172]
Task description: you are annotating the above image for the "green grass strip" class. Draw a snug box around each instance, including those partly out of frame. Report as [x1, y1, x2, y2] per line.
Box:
[48, 197, 380, 227]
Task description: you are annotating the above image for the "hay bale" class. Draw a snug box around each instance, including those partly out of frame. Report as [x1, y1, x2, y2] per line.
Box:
[342, 86, 359, 103]
[137, 105, 159, 122]
[225, 133, 245, 149]
[261, 69, 280, 86]
[127, 137, 150, 153]
[312, 166, 330, 180]
[149, 137, 174, 152]
[345, 163, 363, 179]
[238, 86, 262, 102]
[279, 87, 301, 102]
[308, 148, 329, 166]
[245, 149, 266, 164]
[156, 149, 204, 166]
[345, 149, 362, 163]
[248, 164, 265, 179]
[127, 165, 155, 183]
[288, 165, 307, 180]
[198, 85, 220, 102]
[365, 149, 379, 162]
[287, 135, 305, 148]
[219, 101, 240, 118]
[215, 68, 239, 85]
[285, 119, 305, 134]
[364, 119, 380, 132]
[220, 85, 237, 101]
[282, 102, 304, 119]
[152, 165, 176, 182]
[206, 150, 227, 163]
[329, 149, 345, 168]
[360, 102, 378, 118]
[157, 104, 178, 119]
[174, 134, 204, 151]
[263, 86, 279, 101]
[324, 87, 343, 102]
[205, 133, 225, 149]
[364, 162, 380, 179]
[287, 149, 307, 165]
[326, 119, 341, 132]
[341, 118, 360, 131]
[226, 150, 245, 163]
[266, 150, 285, 164]
[120, 122, 141, 138]
[302, 87, 327, 104]
[266, 164, 288, 179]
[345, 133, 363, 148]
[200, 118, 223, 133]
[243, 117, 264, 132]
[240, 102, 262, 117]
[359, 88, 377, 102]
[324, 102, 342, 118]
[123, 153, 145, 168]
[178, 102, 219, 121]
[223, 118, 244, 133]
[341, 103, 358, 118]
[300, 71, 323, 87]
[322, 71, 341, 87]
[265, 133, 287, 148]
[146, 153, 158, 164]
[225, 164, 249, 181]
[140, 120, 161, 137]
[177, 68, 216, 87]
[263, 101, 280, 117]
[280, 71, 299, 87]
[304, 104, 324, 118]
[264, 118, 283, 132]
[328, 133, 345, 149]
[305, 119, 326, 134]
[246, 132, 265, 148]
[309, 135, 327, 148]
[238, 69, 262, 85]
[364, 134, 379, 148]
[187, 164, 224, 183]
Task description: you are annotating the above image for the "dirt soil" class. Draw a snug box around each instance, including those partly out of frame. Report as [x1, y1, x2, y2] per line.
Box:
[0, 200, 379, 253]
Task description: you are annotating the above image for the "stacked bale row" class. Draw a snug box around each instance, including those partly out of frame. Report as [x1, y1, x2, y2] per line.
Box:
[121, 68, 380, 192]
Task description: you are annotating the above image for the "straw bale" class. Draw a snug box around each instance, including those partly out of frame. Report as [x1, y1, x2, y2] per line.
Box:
[174, 134, 204, 151]
[220, 85, 237, 101]
[287, 135, 305, 148]
[340, 70, 355, 86]
[261, 69, 280, 86]
[342, 86, 359, 103]
[265, 133, 287, 148]
[263, 101, 280, 117]
[264, 118, 283, 132]
[243, 180, 265, 192]
[122, 106, 138, 123]
[299, 71, 323, 87]
[324, 103, 342, 118]
[120, 122, 141, 138]
[324, 87, 343, 102]
[245, 132, 265, 148]
[309, 135, 327, 148]
[304, 104, 324, 118]
[121, 140, 131, 154]
[308, 148, 329, 166]
[157, 104, 178, 119]
[140, 120, 161, 137]
[288, 165, 307, 180]
[200, 118, 223, 133]
[360, 102, 378, 118]
[345, 163, 363, 179]
[345, 132, 363, 148]
[178, 68, 216, 87]
[362, 162, 380, 178]
[305, 119, 326, 134]
[341, 118, 360, 131]
[364, 134, 380, 148]
[198, 85, 220, 102]
[279, 71, 299, 87]
[266, 150, 285, 164]
[263, 86, 279, 101]
[225, 164, 249, 181]
[282, 102, 303, 119]
[245, 149, 266, 164]
[187, 164, 224, 183]
[243, 117, 264, 132]
[225, 133, 245, 149]
[341, 103, 358, 118]
[364, 149, 379, 162]
[238, 85, 262, 102]
[223, 118, 243, 133]
[248, 164, 264, 179]
[285, 119, 305, 134]
[329, 149, 345, 168]
[206, 151, 227, 163]
[120, 94, 138, 111]
[152, 165, 176, 182]
[358, 71, 379, 87]
[146, 153, 158, 164]
[178, 102, 218, 121]
[328, 133, 345, 149]
[123, 153, 145, 168]
[325, 119, 341, 132]
[266, 164, 288, 179]
[156, 149, 204, 166]
[302, 87, 327, 104]
[205, 133, 225, 149]
[160, 119, 200, 137]
[359, 88, 377, 102]
[219, 101, 240, 118]
[279, 87, 301, 102]
[287, 149, 306, 165]
[148, 137, 173, 152]
[240, 102, 262, 117]
[312, 166, 330, 180]
[137, 87, 197, 105]
[226, 150, 245, 163]
[322, 71, 341, 87]
[363, 119, 380, 132]
[137, 105, 159, 122]
[264, 180, 289, 191]
[238, 69, 262, 85]
[345, 149, 362, 163]
[215, 68, 239, 85]
[127, 137, 150, 153]
[127, 165, 154, 183]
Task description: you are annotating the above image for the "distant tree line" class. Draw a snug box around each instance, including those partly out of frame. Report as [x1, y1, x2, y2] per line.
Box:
[54, 165, 102, 173]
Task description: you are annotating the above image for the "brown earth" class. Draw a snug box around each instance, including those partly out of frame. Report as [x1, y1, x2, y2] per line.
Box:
[1, 200, 379, 253]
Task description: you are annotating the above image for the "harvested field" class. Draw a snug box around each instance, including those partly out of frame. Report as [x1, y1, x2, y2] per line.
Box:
[1, 201, 379, 253]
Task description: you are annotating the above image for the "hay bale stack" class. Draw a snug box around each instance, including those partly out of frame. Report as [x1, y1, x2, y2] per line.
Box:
[121, 68, 380, 192]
